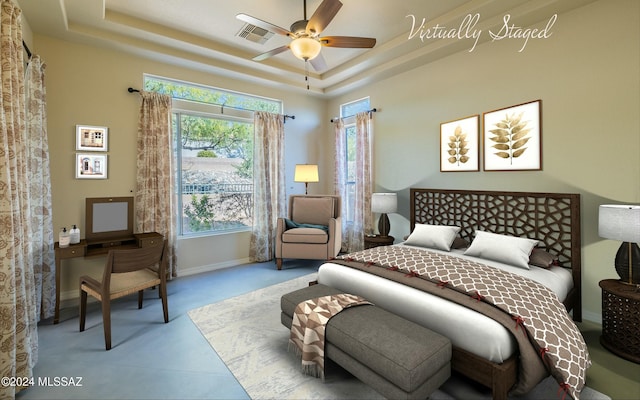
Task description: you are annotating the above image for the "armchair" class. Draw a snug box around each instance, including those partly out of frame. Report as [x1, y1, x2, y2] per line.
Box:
[275, 195, 341, 270]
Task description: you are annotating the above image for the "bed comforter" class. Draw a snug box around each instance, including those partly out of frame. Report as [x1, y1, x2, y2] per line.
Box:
[332, 245, 591, 399]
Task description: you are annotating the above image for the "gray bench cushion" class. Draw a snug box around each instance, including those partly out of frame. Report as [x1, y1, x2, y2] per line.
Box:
[281, 283, 451, 397]
[281, 283, 343, 316]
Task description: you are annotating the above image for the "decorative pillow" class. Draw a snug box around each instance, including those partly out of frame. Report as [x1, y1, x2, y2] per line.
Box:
[451, 237, 470, 249]
[529, 248, 560, 268]
[404, 224, 461, 251]
[464, 230, 538, 269]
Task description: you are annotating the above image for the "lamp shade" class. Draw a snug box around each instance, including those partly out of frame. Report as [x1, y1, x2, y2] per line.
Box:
[372, 193, 397, 214]
[598, 205, 640, 243]
[294, 164, 319, 183]
[290, 37, 322, 61]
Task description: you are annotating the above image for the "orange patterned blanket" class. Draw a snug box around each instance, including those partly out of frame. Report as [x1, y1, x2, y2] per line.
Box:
[289, 294, 371, 379]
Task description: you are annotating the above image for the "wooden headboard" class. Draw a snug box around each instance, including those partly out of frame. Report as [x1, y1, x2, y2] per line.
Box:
[410, 188, 582, 321]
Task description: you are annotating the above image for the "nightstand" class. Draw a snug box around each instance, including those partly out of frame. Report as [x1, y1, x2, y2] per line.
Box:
[599, 279, 640, 364]
[364, 235, 394, 249]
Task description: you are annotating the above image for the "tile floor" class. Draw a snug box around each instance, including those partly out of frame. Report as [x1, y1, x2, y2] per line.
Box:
[16, 259, 639, 400]
[17, 260, 320, 400]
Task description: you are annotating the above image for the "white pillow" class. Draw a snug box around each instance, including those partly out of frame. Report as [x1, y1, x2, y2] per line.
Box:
[464, 230, 538, 270]
[404, 224, 461, 251]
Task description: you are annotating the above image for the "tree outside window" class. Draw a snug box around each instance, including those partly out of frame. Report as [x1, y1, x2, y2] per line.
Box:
[144, 75, 282, 235]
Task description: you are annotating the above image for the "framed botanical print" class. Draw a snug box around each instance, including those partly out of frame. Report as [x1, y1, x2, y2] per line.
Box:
[483, 100, 542, 171]
[76, 125, 108, 151]
[440, 114, 480, 172]
[76, 153, 108, 179]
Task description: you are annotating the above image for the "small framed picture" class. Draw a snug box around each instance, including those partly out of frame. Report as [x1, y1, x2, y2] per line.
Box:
[76, 153, 108, 179]
[76, 125, 108, 151]
[483, 100, 542, 171]
[440, 114, 480, 172]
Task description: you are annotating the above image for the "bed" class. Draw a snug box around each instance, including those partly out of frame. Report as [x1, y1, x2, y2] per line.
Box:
[316, 188, 586, 400]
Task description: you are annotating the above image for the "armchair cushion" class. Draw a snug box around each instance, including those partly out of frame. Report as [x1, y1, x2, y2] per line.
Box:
[282, 228, 328, 244]
[291, 197, 335, 225]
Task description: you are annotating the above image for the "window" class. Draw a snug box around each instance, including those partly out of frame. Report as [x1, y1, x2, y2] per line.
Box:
[340, 97, 370, 223]
[143, 75, 282, 236]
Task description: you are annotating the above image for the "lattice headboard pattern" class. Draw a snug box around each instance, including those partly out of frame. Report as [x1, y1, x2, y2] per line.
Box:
[410, 188, 581, 273]
[410, 188, 583, 320]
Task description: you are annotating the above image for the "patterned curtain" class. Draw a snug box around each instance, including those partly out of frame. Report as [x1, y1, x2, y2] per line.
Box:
[25, 55, 55, 320]
[334, 112, 373, 253]
[135, 91, 177, 276]
[0, 0, 39, 397]
[250, 111, 285, 262]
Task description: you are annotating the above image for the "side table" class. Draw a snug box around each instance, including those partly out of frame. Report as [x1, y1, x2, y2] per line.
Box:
[599, 279, 640, 364]
[364, 235, 394, 249]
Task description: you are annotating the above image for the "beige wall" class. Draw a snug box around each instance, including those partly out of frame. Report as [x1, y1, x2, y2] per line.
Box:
[327, 0, 639, 322]
[34, 0, 638, 321]
[36, 35, 327, 301]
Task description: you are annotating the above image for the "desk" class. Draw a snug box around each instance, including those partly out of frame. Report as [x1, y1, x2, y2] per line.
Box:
[53, 232, 162, 324]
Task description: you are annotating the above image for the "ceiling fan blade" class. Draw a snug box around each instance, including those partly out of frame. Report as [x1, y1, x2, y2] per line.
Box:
[306, 0, 342, 35]
[252, 45, 290, 61]
[309, 53, 328, 72]
[320, 36, 376, 48]
[236, 13, 292, 37]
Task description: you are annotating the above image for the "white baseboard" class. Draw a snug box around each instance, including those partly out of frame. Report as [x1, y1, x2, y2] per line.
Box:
[176, 257, 252, 277]
[60, 257, 253, 306]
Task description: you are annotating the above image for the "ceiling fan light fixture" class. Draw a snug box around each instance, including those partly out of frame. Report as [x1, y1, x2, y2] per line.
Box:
[290, 37, 321, 61]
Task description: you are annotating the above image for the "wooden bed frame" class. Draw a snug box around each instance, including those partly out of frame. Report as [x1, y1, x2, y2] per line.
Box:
[410, 188, 582, 400]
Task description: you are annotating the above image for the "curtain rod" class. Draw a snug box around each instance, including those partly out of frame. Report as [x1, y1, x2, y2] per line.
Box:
[127, 87, 295, 123]
[331, 108, 377, 123]
[22, 40, 32, 59]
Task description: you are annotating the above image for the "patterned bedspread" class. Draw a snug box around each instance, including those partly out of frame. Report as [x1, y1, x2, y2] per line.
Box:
[333, 246, 591, 400]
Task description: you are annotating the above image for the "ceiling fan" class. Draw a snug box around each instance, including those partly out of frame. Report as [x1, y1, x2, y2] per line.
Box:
[237, 0, 376, 71]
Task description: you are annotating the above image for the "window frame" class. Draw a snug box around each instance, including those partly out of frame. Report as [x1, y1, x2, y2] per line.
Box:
[339, 97, 370, 224]
[143, 75, 282, 237]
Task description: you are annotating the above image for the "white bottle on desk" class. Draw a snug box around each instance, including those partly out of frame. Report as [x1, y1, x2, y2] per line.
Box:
[69, 224, 80, 244]
[59, 227, 70, 248]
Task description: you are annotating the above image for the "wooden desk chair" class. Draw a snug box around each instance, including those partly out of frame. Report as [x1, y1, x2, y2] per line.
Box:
[79, 239, 169, 350]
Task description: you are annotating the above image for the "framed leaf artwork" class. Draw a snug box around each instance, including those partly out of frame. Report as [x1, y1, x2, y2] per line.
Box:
[483, 100, 542, 171]
[440, 114, 479, 172]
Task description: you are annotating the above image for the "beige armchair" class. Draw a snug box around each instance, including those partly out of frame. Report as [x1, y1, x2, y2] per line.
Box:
[275, 195, 341, 270]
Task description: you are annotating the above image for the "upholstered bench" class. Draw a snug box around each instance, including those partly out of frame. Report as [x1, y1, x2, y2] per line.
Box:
[281, 283, 451, 400]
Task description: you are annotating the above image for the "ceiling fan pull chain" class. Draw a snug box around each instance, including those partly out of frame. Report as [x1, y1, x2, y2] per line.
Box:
[305, 60, 310, 90]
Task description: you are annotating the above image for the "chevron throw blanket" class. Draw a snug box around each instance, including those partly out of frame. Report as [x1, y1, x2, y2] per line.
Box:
[289, 294, 372, 379]
[333, 246, 591, 400]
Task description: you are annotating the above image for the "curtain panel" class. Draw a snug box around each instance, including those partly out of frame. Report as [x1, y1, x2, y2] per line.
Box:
[250, 111, 285, 262]
[135, 91, 177, 277]
[25, 55, 55, 320]
[0, 0, 39, 397]
[334, 112, 373, 253]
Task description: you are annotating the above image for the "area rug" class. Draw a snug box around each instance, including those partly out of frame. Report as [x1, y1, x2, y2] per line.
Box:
[188, 273, 610, 400]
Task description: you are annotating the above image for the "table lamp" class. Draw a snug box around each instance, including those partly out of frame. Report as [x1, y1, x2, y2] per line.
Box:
[372, 193, 397, 237]
[598, 204, 640, 285]
[294, 164, 319, 195]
